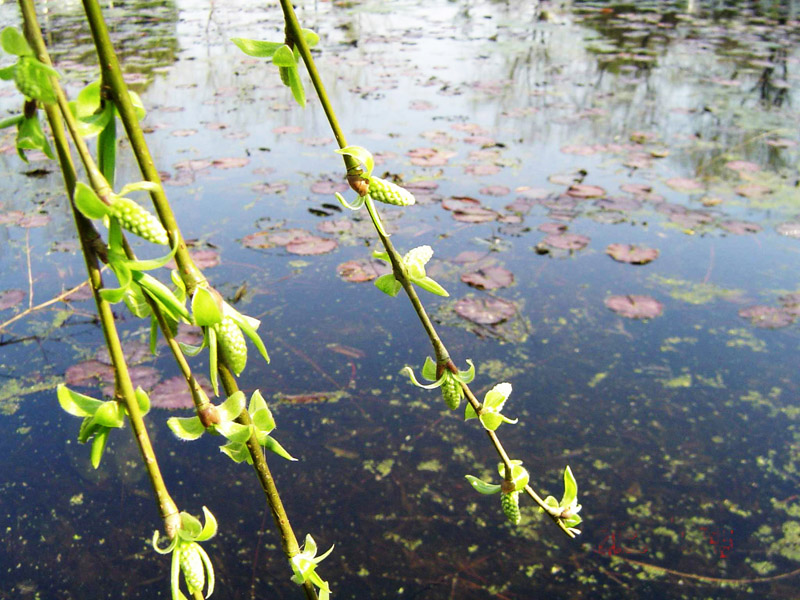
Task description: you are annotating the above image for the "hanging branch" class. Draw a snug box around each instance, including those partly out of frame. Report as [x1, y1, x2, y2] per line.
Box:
[270, 0, 581, 538]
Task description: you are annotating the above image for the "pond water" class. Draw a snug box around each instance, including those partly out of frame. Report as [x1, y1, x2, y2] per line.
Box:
[1, 0, 800, 598]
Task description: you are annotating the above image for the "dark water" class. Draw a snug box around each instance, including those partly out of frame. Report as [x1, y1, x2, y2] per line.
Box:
[1, 0, 800, 598]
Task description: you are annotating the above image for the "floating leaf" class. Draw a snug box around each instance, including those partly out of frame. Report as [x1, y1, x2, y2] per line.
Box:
[605, 244, 659, 265]
[541, 233, 590, 251]
[336, 259, 390, 283]
[0, 289, 25, 310]
[605, 294, 663, 319]
[738, 305, 794, 329]
[665, 177, 704, 193]
[461, 266, 514, 290]
[286, 235, 338, 256]
[566, 184, 605, 199]
[454, 296, 516, 325]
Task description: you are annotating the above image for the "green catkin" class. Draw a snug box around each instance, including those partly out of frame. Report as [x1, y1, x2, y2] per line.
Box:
[215, 316, 247, 375]
[179, 543, 205, 593]
[501, 491, 521, 525]
[109, 196, 169, 245]
[368, 176, 416, 206]
[440, 376, 461, 410]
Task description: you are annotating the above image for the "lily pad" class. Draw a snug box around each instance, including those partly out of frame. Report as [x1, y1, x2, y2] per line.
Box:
[541, 233, 590, 251]
[0, 289, 25, 310]
[150, 375, 213, 410]
[454, 296, 517, 325]
[538, 222, 568, 234]
[317, 219, 353, 234]
[738, 306, 794, 329]
[461, 266, 514, 290]
[442, 196, 498, 223]
[286, 235, 338, 256]
[605, 295, 663, 319]
[566, 184, 606, 199]
[735, 183, 772, 198]
[606, 244, 659, 265]
[665, 177, 704, 194]
[336, 259, 390, 283]
[776, 222, 800, 238]
[65, 360, 115, 387]
[719, 220, 762, 235]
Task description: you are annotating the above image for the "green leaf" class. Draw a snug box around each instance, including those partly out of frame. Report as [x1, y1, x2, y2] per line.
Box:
[264, 436, 296, 461]
[180, 512, 202, 539]
[98, 114, 116, 188]
[93, 400, 125, 428]
[75, 80, 101, 117]
[335, 145, 375, 179]
[478, 412, 505, 431]
[0, 64, 16, 81]
[286, 66, 306, 107]
[124, 239, 179, 272]
[252, 406, 275, 434]
[497, 461, 529, 491]
[0, 113, 23, 129]
[129, 89, 146, 121]
[421, 356, 437, 381]
[74, 182, 110, 219]
[16, 113, 54, 161]
[135, 387, 151, 415]
[334, 192, 366, 211]
[301, 28, 320, 48]
[77, 416, 101, 444]
[57, 384, 103, 417]
[464, 402, 478, 421]
[231, 37, 283, 58]
[117, 180, 162, 197]
[374, 273, 402, 297]
[1, 27, 32, 56]
[412, 276, 449, 297]
[464, 475, 502, 495]
[220, 440, 251, 464]
[100, 261, 132, 303]
[218, 391, 245, 422]
[248, 389, 268, 415]
[191, 287, 222, 326]
[207, 326, 219, 396]
[483, 382, 511, 410]
[167, 416, 206, 441]
[453, 359, 476, 384]
[90, 427, 110, 469]
[561, 465, 578, 507]
[215, 420, 252, 444]
[236, 313, 270, 364]
[272, 44, 296, 67]
[134, 272, 190, 322]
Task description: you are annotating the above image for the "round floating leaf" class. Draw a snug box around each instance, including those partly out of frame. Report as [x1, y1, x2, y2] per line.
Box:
[566, 184, 605, 199]
[285, 235, 337, 256]
[461, 266, 514, 290]
[735, 183, 772, 198]
[542, 233, 590, 251]
[738, 305, 794, 329]
[605, 244, 659, 265]
[336, 258, 390, 283]
[0, 288, 24, 310]
[605, 295, 663, 319]
[725, 160, 760, 173]
[454, 296, 516, 325]
[665, 177, 704, 194]
[150, 376, 213, 410]
[718, 220, 762, 235]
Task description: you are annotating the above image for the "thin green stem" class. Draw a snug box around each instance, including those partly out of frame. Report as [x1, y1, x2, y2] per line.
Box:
[282, 3, 575, 538]
[19, 0, 180, 535]
[81, 0, 205, 293]
[218, 367, 319, 600]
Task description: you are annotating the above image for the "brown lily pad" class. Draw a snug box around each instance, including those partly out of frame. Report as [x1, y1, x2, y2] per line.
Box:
[735, 183, 772, 198]
[150, 375, 214, 410]
[738, 305, 794, 329]
[0, 289, 25, 310]
[718, 220, 762, 235]
[286, 235, 338, 256]
[454, 296, 517, 325]
[566, 184, 606, 199]
[541, 233, 590, 251]
[665, 177, 704, 194]
[606, 244, 659, 265]
[461, 266, 514, 290]
[336, 259, 390, 283]
[605, 295, 663, 319]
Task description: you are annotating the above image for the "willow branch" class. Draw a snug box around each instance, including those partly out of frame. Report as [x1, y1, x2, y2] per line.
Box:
[19, 0, 180, 535]
[282, 3, 574, 537]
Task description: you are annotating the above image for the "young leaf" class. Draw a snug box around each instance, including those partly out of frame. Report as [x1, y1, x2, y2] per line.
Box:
[191, 287, 222, 326]
[335, 146, 375, 179]
[264, 436, 296, 461]
[301, 28, 320, 48]
[231, 37, 283, 58]
[167, 416, 206, 441]
[562, 465, 578, 507]
[215, 420, 252, 444]
[1, 27, 32, 56]
[73, 182, 110, 219]
[98, 114, 117, 187]
[286, 66, 306, 107]
[464, 475, 502, 495]
[374, 273, 402, 297]
[90, 428, 110, 469]
[93, 400, 125, 428]
[57, 384, 103, 417]
[272, 45, 296, 67]
[218, 391, 245, 422]
[413, 276, 449, 297]
[16, 113, 54, 161]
